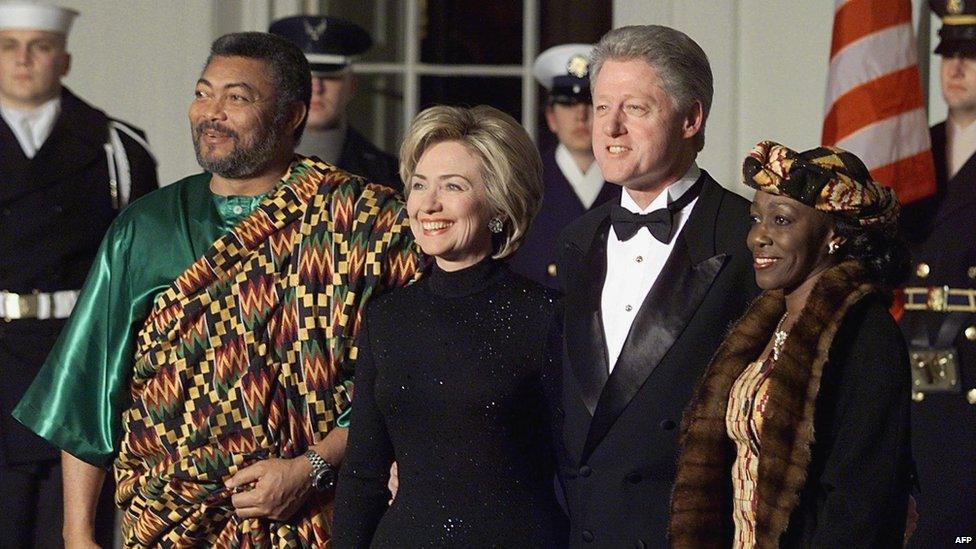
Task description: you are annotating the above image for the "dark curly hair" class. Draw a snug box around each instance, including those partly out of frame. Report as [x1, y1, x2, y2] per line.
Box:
[832, 217, 910, 289]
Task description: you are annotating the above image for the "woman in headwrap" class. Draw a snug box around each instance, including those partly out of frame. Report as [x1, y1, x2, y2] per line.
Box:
[669, 141, 913, 547]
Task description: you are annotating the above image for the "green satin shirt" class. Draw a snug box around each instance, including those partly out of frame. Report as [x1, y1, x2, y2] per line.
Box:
[13, 173, 271, 467]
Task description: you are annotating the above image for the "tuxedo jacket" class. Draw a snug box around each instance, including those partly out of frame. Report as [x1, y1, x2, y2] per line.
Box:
[551, 170, 759, 548]
[509, 147, 619, 289]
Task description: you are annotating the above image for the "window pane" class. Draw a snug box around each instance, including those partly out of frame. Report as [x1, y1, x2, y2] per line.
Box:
[347, 74, 404, 157]
[421, 0, 524, 65]
[420, 76, 522, 122]
[324, 0, 404, 63]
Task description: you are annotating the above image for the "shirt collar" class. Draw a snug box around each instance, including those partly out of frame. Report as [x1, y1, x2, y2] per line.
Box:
[0, 96, 60, 124]
[620, 162, 700, 214]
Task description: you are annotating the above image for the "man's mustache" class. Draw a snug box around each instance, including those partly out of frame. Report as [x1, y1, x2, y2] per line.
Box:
[194, 121, 239, 140]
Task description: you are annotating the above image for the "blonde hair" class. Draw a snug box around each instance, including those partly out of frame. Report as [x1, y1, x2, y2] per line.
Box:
[399, 105, 543, 259]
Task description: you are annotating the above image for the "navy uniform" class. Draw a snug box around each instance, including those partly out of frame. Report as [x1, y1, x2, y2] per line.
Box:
[510, 44, 620, 288]
[899, 2, 976, 545]
[0, 4, 158, 547]
[270, 16, 400, 192]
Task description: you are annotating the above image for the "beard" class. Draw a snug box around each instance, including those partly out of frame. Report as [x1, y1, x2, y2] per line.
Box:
[193, 120, 280, 179]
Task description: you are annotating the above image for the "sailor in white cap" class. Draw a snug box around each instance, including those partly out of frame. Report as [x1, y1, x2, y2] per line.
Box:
[509, 43, 619, 288]
[0, 3, 157, 546]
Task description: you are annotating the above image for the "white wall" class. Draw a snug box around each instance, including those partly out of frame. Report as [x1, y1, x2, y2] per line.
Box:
[614, 0, 943, 198]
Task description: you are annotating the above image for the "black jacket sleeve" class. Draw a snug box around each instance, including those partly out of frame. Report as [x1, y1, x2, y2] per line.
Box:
[331, 320, 395, 548]
[806, 297, 912, 546]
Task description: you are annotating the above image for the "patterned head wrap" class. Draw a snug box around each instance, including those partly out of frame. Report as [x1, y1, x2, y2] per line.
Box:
[742, 140, 900, 233]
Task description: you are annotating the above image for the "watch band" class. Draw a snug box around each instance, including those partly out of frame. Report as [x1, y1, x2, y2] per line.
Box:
[305, 449, 328, 476]
[305, 449, 336, 491]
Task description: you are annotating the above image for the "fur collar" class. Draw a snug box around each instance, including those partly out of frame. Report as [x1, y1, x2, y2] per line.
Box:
[668, 261, 875, 548]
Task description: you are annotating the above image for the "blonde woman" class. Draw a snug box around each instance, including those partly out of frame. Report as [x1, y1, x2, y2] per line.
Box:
[332, 106, 568, 547]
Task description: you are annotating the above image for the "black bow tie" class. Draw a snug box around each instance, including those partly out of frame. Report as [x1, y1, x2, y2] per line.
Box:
[611, 206, 672, 242]
[609, 177, 704, 243]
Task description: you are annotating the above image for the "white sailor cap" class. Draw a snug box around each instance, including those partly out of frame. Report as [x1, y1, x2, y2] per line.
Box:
[0, 1, 77, 34]
[533, 43, 594, 104]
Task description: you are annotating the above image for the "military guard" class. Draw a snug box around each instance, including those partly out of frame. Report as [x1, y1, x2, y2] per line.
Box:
[0, 1, 158, 546]
[270, 15, 401, 192]
[899, 1, 976, 545]
[509, 43, 619, 288]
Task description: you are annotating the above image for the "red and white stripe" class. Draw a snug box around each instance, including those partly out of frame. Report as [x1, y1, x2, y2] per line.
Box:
[822, 0, 936, 204]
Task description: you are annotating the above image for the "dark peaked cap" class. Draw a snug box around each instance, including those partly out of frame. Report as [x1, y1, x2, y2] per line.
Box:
[269, 15, 372, 74]
[931, 0, 976, 55]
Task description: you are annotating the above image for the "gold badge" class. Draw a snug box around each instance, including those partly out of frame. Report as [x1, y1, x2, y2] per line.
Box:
[949, 0, 965, 15]
[567, 55, 589, 78]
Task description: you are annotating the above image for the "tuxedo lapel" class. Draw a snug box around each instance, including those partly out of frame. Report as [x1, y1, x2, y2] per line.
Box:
[581, 235, 727, 462]
[579, 172, 730, 462]
[563, 219, 612, 416]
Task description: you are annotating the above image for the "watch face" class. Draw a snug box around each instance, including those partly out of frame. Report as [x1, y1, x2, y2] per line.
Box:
[313, 467, 337, 491]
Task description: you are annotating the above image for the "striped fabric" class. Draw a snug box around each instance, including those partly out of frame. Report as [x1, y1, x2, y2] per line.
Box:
[822, 0, 936, 204]
[726, 357, 776, 549]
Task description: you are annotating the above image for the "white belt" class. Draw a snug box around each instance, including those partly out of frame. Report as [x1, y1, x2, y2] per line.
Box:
[0, 290, 79, 320]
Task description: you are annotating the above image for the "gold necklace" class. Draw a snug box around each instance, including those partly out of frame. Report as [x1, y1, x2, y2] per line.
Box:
[772, 312, 789, 361]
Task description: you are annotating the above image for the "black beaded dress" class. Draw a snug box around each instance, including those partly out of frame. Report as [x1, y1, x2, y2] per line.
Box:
[332, 258, 568, 548]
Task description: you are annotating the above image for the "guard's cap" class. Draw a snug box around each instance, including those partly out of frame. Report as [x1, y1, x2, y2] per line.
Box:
[0, 1, 77, 34]
[269, 15, 371, 75]
[533, 43, 594, 105]
[931, 0, 976, 56]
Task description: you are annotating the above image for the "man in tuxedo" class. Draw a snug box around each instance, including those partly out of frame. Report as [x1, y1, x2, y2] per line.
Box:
[552, 25, 758, 547]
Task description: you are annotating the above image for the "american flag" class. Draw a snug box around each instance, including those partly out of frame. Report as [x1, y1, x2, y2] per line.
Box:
[822, 0, 936, 204]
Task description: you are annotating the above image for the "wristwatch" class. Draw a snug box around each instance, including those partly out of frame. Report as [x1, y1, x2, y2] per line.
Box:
[305, 449, 337, 492]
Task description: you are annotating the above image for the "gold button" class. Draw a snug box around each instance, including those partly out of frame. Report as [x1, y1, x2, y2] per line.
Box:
[912, 392, 925, 402]
[547, 263, 557, 277]
[969, 266, 976, 280]
[635, 256, 644, 263]
[915, 263, 930, 278]
[968, 389, 976, 405]
[967, 326, 976, 341]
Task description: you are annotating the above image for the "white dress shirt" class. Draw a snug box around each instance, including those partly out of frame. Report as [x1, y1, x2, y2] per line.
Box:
[601, 163, 701, 372]
[0, 97, 61, 159]
[947, 118, 976, 179]
[555, 143, 605, 208]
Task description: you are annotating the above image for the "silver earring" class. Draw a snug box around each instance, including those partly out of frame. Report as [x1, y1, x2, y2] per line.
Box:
[488, 217, 504, 234]
[828, 241, 839, 255]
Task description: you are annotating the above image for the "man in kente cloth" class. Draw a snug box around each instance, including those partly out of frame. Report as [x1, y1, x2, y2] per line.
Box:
[12, 32, 418, 547]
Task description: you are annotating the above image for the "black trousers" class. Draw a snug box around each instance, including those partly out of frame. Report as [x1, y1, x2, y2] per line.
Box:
[0, 459, 115, 548]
